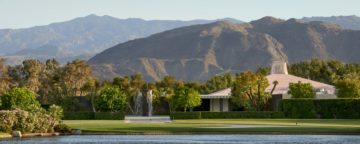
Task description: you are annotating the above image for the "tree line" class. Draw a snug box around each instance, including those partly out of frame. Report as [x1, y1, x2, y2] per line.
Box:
[0, 58, 359, 113]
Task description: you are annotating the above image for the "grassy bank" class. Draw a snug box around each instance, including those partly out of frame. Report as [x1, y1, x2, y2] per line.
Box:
[0, 132, 11, 138]
[64, 119, 360, 135]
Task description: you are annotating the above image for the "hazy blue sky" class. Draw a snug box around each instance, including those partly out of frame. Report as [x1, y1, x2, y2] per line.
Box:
[1, 0, 359, 29]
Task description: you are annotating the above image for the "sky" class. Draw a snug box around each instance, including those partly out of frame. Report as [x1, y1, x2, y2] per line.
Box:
[0, 0, 359, 29]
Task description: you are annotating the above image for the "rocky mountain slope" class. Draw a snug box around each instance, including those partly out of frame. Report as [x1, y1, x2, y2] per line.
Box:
[89, 17, 360, 81]
[0, 14, 242, 64]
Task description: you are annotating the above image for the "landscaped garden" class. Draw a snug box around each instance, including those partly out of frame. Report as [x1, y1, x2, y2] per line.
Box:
[1, 59, 360, 136]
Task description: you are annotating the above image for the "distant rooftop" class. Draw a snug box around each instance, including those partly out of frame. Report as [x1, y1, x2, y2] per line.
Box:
[200, 61, 335, 98]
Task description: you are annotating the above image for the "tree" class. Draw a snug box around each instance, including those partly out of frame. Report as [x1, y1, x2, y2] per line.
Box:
[270, 80, 278, 95]
[231, 71, 270, 111]
[38, 59, 60, 104]
[335, 74, 360, 98]
[203, 73, 233, 94]
[95, 86, 127, 112]
[288, 81, 315, 98]
[0, 58, 11, 94]
[184, 88, 201, 112]
[170, 87, 201, 112]
[0, 87, 41, 110]
[60, 59, 93, 96]
[22, 59, 44, 93]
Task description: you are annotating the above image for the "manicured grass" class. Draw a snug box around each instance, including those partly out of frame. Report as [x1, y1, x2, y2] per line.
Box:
[64, 119, 360, 134]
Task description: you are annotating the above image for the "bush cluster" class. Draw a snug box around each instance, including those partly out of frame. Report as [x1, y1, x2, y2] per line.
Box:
[63, 112, 125, 120]
[170, 112, 201, 119]
[282, 99, 360, 119]
[54, 123, 72, 133]
[0, 105, 63, 133]
[170, 111, 284, 120]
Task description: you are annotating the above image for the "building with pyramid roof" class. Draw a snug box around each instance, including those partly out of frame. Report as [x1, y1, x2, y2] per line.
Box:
[199, 61, 336, 112]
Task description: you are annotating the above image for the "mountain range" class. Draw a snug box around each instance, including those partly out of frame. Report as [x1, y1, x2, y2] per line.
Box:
[89, 17, 360, 81]
[300, 15, 360, 30]
[2, 15, 360, 65]
[0, 14, 242, 64]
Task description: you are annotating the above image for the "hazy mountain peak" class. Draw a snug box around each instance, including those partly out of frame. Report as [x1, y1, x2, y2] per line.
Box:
[300, 15, 360, 30]
[251, 16, 286, 25]
[1, 15, 241, 65]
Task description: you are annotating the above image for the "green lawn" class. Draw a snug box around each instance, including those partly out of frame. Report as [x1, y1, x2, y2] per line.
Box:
[64, 119, 360, 134]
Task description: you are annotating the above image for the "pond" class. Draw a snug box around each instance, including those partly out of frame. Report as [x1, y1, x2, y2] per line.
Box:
[2, 135, 360, 144]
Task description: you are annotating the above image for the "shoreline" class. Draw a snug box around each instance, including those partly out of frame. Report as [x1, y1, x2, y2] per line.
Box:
[79, 131, 360, 135]
[0, 132, 60, 139]
[1, 131, 359, 139]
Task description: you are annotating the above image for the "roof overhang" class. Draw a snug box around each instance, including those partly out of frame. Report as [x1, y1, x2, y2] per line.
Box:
[200, 95, 231, 99]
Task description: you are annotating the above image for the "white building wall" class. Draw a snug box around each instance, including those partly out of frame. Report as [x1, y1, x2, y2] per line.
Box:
[210, 99, 229, 112]
[210, 99, 220, 112]
[223, 99, 229, 112]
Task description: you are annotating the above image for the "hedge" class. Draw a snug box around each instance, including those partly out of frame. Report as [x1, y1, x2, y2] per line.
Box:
[201, 111, 284, 119]
[63, 112, 94, 120]
[282, 99, 360, 119]
[94, 112, 125, 120]
[170, 112, 201, 119]
[63, 112, 125, 120]
[170, 111, 284, 120]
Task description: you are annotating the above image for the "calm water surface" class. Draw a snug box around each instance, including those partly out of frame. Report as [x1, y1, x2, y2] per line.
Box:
[1, 135, 360, 144]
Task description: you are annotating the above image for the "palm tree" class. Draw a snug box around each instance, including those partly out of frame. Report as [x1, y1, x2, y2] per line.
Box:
[270, 80, 279, 95]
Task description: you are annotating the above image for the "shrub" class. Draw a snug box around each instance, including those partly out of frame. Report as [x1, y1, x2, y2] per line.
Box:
[335, 75, 360, 98]
[170, 111, 285, 119]
[94, 112, 125, 120]
[48, 104, 64, 121]
[282, 99, 360, 119]
[54, 124, 72, 133]
[63, 112, 125, 120]
[170, 112, 201, 119]
[281, 99, 316, 118]
[0, 110, 16, 132]
[12, 109, 35, 132]
[0, 107, 62, 133]
[201, 111, 284, 119]
[95, 86, 127, 112]
[0, 88, 41, 110]
[288, 82, 315, 98]
[63, 112, 94, 120]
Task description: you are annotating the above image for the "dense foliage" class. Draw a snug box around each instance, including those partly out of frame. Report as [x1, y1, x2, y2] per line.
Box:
[1, 57, 360, 116]
[0, 87, 40, 110]
[335, 74, 360, 98]
[231, 71, 271, 111]
[0, 107, 63, 133]
[282, 99, 360, 119]
[95, 86, 127, 112]
[170, 87, 201, 112]
[63, 112, 125, 120]
[288, 82, 316, 98]
[288, 59, 360, 84]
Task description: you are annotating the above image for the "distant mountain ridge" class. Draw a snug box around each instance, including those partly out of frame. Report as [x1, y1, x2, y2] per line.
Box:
[300, 15, 360, 30]
[2, 15, 360, 65]
[0, 14, 242, 64]
[89, 17, 360, 81]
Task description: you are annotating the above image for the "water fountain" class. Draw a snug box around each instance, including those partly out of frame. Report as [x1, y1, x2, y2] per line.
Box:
[134, 91, 143, 115]
[146, 90, 153, 117]
[125, 89, 170, 123]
